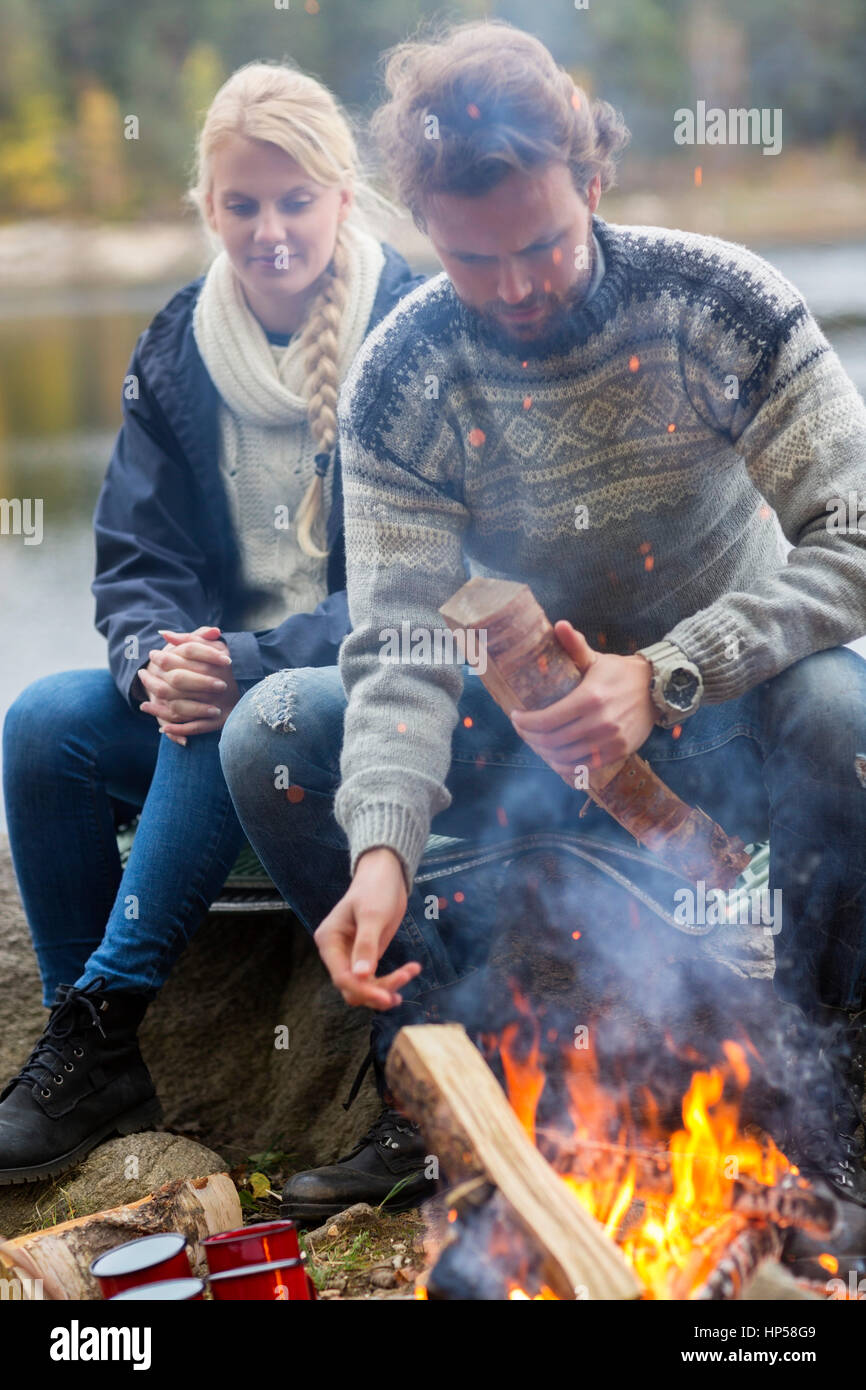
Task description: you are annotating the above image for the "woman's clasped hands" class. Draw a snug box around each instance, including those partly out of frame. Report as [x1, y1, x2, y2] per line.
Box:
[137, 624, 241, 745]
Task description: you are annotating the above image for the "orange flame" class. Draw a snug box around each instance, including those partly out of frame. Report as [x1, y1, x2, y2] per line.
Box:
[499, 1007, 795, 1300]
[500, 998, 545, 1143]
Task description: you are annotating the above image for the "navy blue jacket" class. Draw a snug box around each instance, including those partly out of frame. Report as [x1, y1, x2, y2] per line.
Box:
[93, 244, 423, 705]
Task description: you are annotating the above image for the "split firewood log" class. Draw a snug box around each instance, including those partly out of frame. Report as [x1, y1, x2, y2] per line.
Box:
[440, 577, 749, 889]
[670, 1214, 783, 1300]
[0, 1172, 240, 1300]
[386, 1023, 641, 1301]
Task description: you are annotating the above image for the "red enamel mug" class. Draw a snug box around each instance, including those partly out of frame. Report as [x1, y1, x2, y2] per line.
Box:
[202, 1219, 300, 1274]
[90, 1232, 191, 1298]
[208, 1256, 312, 1301]
[109, 1277, 204, 1301]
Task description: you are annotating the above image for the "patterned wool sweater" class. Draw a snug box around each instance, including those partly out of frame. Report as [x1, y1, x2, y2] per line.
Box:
[334, 216, 866, 885]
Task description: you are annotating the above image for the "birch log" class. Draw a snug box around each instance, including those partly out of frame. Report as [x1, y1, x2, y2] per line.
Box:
[0, 1172, 240, 1300]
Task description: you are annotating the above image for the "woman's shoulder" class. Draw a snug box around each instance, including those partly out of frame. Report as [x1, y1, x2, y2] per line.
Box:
[368, 242, 427, 330]
[124, 275, 217, 431]
[132, 275, 207, 367]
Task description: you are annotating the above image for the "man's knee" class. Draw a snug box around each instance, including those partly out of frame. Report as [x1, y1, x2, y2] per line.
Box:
[763, 648, 866, 784]
[220, 667, 345, 801]
[768, 647, 866, 724]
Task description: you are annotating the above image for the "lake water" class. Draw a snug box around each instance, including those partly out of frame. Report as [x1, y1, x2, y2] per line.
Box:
[1, 244, 865, 830]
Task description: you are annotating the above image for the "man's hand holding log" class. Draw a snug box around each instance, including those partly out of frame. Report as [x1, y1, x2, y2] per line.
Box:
[509, 620, 655, 779]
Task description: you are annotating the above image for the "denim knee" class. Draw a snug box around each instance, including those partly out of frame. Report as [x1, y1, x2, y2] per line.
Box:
[220, 666, 345, 802]
[3, 669, 117, 774]
[763, 648, 866, 744]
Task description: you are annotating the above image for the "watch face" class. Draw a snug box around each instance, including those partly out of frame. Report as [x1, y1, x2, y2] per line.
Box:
[664, 667, 699, 710]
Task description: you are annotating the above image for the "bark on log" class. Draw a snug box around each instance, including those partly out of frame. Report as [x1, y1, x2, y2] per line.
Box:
[386, 1023, 641, 1301]
[671, 1214, 783, 1300]
[0, 1172, 240, 1300]
[440, 578, 749, 889]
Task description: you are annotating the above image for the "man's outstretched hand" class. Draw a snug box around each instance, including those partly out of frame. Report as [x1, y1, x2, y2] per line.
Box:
[314, 847, 421, 1011]
[510, 620, 656, 779]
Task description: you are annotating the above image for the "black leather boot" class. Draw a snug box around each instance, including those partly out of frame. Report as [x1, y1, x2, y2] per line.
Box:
[0, 978, 161, 1185]
[280, 1107, 434, 1225]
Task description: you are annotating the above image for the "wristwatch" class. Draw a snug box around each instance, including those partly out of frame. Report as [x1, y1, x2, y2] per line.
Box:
[637, 639, 703, 729]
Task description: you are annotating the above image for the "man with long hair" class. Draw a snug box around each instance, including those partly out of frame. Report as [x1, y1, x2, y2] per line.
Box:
[223, 22, 866, 1231]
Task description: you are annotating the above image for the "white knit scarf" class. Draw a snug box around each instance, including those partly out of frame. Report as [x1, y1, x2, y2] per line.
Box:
[192, 222, 385, 630]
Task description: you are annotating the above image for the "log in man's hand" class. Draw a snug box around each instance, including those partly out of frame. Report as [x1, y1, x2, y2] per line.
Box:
[509, 621, 656, 779]
[314, 847, 421, 1011]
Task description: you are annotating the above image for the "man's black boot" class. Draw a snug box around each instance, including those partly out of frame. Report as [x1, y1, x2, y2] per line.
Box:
[280, 1108, 433, 1225]
[0, 978, 161, 1185]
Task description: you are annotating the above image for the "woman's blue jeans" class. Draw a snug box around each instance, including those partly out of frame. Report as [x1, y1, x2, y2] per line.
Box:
[220, 646, 866, 1062]
[2, 669, 247, 1004]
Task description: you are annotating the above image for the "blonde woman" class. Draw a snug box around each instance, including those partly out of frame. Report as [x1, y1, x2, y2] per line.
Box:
[0, 62, 422, 1184]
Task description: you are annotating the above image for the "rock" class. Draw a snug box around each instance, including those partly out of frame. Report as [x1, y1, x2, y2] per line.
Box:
[0, 1132, 226, 1239]
[306, 1202, 380, 1246]
[136, 904, 379, 1168]
[370, 1267, 399, 1289]
[0, 834, 379, 1237]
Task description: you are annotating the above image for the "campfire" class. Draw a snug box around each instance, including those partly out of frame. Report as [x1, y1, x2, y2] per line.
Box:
[386, 1011, 841, 1302]
[496, 997, 833, 1299]
[378, 576, 855, 1303]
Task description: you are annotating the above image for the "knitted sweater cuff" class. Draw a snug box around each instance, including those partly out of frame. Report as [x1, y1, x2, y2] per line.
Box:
[664, 609, 754, 703]
[347, 803, 431, 891]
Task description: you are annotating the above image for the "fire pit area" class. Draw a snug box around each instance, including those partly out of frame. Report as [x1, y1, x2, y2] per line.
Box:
[389, 1016, 849, 1302]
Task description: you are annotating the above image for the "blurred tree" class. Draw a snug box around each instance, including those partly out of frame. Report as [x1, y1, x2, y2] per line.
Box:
[0, 0, 67, 212]
[0, 0, 863, 218]
[77, 85, 128, 215]
[0, 92, 67, 213]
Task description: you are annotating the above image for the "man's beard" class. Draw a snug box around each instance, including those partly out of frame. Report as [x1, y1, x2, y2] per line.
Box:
[472, 231, 597, 348]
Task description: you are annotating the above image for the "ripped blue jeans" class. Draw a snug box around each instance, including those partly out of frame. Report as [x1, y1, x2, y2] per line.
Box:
[219, 647, 866, 1061]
